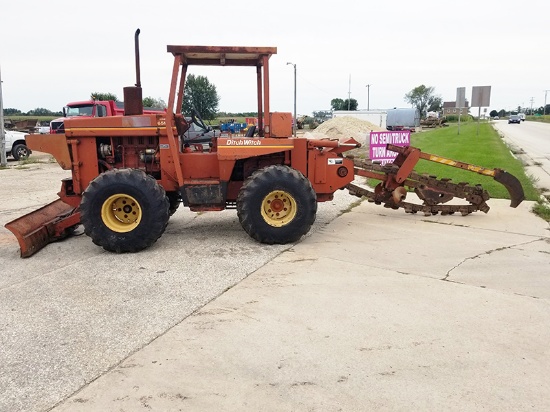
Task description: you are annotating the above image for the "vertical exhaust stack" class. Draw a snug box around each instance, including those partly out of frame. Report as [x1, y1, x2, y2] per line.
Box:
[123, 28, 144, 115]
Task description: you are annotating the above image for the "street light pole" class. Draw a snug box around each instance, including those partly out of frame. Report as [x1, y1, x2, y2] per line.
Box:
[365, 84, 371, 111]
[287, 62, 297, 137]
[544, 90, 549, 118]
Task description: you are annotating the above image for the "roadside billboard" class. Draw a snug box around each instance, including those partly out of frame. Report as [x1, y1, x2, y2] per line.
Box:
[456, 87, 466, 108]
[471, 86, 491, 107]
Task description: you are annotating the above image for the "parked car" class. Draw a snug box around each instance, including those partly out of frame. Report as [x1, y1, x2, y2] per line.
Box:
[493, 116, 499, 120]
[2, 129, 32, 160]
[508, 115, 521, 124]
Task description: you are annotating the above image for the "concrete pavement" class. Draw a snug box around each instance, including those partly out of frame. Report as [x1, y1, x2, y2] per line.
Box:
[52, 198, 550, 411]
[0, 161, 355, 412]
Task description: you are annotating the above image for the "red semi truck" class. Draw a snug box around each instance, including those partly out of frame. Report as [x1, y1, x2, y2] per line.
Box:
[50, 100, 164, 134]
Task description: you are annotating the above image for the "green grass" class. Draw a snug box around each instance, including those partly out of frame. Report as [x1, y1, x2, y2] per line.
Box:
[409, 122, 539, 201]
[5, 115, 56, 122]
[526, 116, 550, 124]
[532, 200, 550, 221]
[19, 157, 47, 165]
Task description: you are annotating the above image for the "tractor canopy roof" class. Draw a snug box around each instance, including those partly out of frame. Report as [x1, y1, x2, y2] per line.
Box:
[166, 45, 277, 67]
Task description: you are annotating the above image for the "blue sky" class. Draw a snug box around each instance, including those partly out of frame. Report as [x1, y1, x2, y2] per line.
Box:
[1, 0, 548, 115]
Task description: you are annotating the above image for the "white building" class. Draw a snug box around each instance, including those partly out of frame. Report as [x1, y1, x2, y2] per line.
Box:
[332, 110, 387, 129]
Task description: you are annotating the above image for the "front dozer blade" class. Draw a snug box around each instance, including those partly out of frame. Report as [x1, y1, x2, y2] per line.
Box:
[493, 169, 525, 208]
[4, 199, 80, 258]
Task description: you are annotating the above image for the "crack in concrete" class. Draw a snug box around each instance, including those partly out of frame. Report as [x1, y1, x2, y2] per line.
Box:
[422, 218, 550, 237]
[442, 237, 546, 281]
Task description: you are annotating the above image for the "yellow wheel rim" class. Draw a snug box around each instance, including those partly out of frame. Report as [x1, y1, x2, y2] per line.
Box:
[260, 190, 297, 227]
[101, 194, 142, 233]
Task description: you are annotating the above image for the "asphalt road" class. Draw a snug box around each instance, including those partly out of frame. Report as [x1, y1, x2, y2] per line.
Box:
[493, 119, 550, 194]
[0, 159, 358, 412]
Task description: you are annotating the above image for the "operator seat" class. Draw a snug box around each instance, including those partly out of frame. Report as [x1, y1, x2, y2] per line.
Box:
[245, 125, 256, 137]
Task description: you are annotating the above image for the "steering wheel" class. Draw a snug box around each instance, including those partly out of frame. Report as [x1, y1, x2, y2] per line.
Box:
[191, 108, 210, 131]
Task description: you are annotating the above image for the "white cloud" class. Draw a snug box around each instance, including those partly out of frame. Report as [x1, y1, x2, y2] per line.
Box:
[1, 0, 548, 114]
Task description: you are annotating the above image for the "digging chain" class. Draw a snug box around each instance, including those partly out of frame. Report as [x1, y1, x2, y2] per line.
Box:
[346, 158, 491, 216]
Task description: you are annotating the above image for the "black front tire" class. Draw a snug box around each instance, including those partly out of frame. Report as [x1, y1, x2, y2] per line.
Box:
[80, 169, 169, 253]
[166, 191, 181, 216]
[237, 165, 317, 244]
[12, 144, 31, 161]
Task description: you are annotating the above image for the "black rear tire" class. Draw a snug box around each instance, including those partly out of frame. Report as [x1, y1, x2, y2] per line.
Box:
[237, 165, 317, 244]
[12, 144, 31, 161]
[80, 169, 169, 253]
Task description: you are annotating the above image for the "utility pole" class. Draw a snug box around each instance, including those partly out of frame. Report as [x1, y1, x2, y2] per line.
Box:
[365, 84, 371, 111]
[544, 90, 549, 118]
[286, 62, 297, 137]
[0, 66, 7, 168]
[529, 97, 535, 115]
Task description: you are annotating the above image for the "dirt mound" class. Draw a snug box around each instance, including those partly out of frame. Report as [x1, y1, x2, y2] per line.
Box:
[308, 116, 384, 143]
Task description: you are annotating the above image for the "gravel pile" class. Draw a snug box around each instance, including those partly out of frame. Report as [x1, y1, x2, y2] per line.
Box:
[306, 116, 384, 144]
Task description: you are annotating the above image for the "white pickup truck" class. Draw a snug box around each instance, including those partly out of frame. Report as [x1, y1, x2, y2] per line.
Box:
[2, 129, 31, 160]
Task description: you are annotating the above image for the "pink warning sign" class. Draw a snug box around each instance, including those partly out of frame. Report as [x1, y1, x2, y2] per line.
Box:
[369, 131, 410, 165]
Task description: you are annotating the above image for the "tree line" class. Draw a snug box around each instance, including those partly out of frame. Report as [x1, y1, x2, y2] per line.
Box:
[3, 93, 168, 118]
[329, 85, 442, 117]
[490, 106, 550, 118]
[3, 107, 63, 117]
[14, 75, 528, 121]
